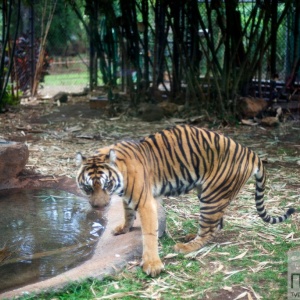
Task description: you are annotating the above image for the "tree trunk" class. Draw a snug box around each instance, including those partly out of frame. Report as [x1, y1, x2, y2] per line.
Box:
[270, 0, 278, 77]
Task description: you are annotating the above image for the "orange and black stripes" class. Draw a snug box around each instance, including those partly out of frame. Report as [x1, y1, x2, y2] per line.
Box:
[77, 124, 295, 228]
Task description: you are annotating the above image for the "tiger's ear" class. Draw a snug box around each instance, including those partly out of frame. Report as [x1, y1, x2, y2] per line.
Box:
[108, 149, 116, 164]
[75, 152, 86, 166]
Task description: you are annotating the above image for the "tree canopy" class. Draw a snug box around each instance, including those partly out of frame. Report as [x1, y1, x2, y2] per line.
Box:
[80, 0, 298, 115]
[1, 0, 299, 116]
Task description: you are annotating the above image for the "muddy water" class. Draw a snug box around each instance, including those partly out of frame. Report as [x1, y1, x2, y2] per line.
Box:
[0, 189, 105, 293]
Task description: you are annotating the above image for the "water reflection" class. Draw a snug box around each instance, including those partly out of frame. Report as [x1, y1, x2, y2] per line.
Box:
[0, 189, 105, 293]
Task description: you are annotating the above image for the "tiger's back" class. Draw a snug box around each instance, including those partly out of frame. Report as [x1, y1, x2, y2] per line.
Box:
[76, 124, 295, 277]
[140, 125, 260, 201]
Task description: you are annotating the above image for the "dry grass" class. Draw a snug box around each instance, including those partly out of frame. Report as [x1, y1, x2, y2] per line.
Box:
[0, 99, 299, 299]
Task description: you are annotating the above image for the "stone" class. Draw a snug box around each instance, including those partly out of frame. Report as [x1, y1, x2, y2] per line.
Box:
[260, 116, 280, 127]
[157, 101, 178, 116]
[0, 141, 29, 180]
[238, 97, 268, 118]
[139, 103, 165, 122]
[53, 91, 68, 103]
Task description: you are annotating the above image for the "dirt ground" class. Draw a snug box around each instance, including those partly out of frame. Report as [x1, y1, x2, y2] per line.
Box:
[0, 94, 299, 183]
[0, 93, 299, 299]
[0, 98, 171, 179]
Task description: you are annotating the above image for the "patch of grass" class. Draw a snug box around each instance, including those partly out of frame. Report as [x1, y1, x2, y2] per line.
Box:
[30, 218, 297, 299]
[43, 72, 89, 86]
[21, 200, 299, 299]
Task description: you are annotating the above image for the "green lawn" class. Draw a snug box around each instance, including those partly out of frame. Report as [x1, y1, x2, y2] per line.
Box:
[43, 72, 89, 86]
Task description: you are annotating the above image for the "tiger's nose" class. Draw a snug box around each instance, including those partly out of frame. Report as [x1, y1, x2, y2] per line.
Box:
[90, 201, 109, 210]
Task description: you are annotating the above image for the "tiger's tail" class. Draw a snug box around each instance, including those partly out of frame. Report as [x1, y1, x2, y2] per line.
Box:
[254, 164, 295, 224]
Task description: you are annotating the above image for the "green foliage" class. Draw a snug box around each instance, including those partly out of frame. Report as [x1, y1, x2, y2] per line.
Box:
[0, 85, 20, 110]
[46, 1, 88, 55]
[7, 1, 87, 56]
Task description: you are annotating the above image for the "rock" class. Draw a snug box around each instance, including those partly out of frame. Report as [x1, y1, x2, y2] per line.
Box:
[238, 97, 268, 118]
[89, 97, 108, 109]
[138, 103, 165, 122]
[147, 87, 165, 102]
[53, 92, 68, 103]
[177, 105, 185, 112]
[157, 102, 178, 116]
[138, 101, 179, 121]
[142, 107, 164, 122]
[0, 142, 29, 180]
[260, 116, 280, 127]
[241, 119, 258, 126]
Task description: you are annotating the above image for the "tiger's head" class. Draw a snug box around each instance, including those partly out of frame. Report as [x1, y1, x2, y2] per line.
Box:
[75, 149, 123, 209]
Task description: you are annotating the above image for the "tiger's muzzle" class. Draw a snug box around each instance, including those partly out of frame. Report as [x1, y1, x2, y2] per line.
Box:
[88, 186, 111, 209]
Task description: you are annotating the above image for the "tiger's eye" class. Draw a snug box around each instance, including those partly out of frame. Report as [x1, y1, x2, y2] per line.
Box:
[103, 181, 109, 190]
[82, 184, 93, 195]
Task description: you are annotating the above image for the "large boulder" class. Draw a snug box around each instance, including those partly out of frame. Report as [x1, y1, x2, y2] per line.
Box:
[238, 97, 269, 118]
[0, 141, 29, 180]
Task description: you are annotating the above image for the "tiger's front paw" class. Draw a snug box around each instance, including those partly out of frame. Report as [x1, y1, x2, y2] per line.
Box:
[112, 224, 130, 235]
[142, 259, 164, 277]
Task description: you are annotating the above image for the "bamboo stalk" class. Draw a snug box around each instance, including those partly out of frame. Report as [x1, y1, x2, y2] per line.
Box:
[31, 0, 57, 96]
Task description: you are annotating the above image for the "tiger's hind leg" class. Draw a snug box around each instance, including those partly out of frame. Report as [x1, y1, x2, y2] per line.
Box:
[183, 217, 224, 243]
[177, 185, 226, 250]
[218, 217, 224, 230]
[174, 210, 225, 253]
[182, 185, 203, 242]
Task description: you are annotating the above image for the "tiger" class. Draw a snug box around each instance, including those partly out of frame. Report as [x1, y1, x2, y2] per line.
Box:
[75, 124, 295, 277]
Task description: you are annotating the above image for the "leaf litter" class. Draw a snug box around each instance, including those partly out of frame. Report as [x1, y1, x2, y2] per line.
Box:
[0, 99, 299, 299]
